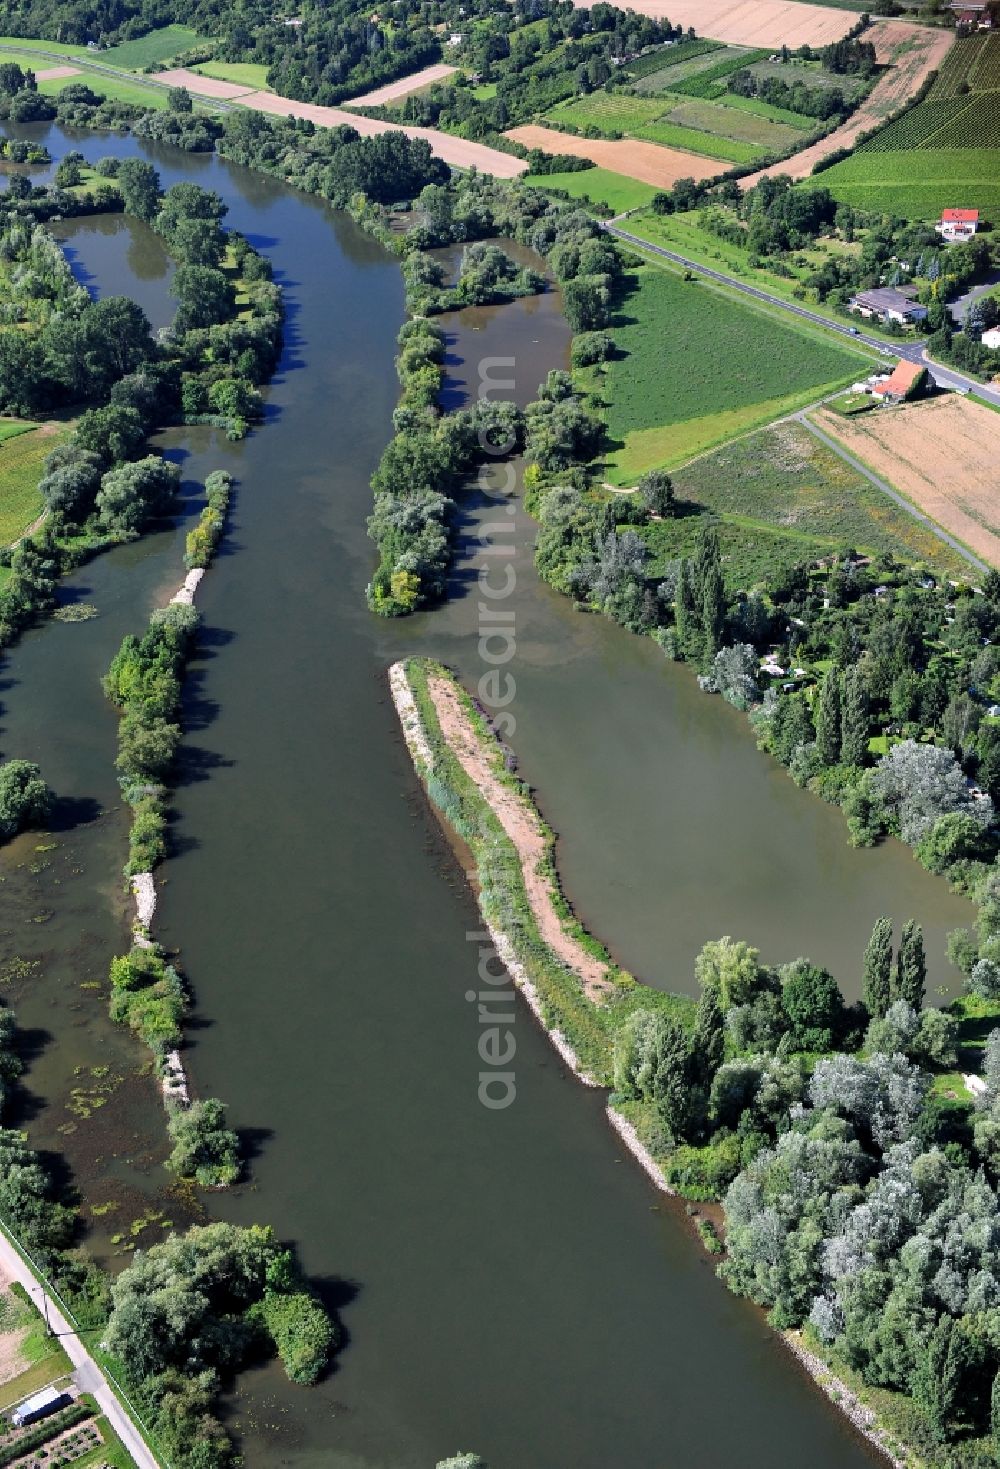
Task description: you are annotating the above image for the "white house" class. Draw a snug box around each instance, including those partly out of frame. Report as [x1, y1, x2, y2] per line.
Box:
[848, 288, 928, 327]
[937, 208, 980, 241]
[982, 326, 1000, 350]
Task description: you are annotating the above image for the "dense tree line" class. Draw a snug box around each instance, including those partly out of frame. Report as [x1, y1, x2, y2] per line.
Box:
[367, 173, 615, 614]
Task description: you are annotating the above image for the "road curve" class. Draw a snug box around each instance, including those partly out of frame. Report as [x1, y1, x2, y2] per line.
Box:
[606, 224, 1000, 408]
[0, 1220, 159, 1467]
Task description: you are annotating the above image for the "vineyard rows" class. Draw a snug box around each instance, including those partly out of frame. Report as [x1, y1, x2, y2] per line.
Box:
[858, 89, 1000, 151]
[928, 33, 1000, 99]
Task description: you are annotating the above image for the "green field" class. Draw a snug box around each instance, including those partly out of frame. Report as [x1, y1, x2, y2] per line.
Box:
[662, 97, 804, 150]
[523, 168, 658, 213]
[602, 267, 862, 480]
[37, 70, 170, 107]
[194, 59, 271, 90]
[623, 38, 722, 83]
[928, 31, 1000, 100]
[0, 424, 65, 544]
[812, 147, 1000, 218]
[97, 24, 209, 70]
[0, 420, 36, 446]
[546, 86, 802, 164]
[671, 421, 968, 579]
[714, 92, 813, 130]
[631, 44, 744, 94]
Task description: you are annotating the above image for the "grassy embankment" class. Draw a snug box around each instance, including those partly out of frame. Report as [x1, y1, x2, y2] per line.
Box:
[596, 265, 866, 482]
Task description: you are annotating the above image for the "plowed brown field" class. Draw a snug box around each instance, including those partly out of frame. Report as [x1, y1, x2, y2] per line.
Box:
[813, 396, 1000, 567]
[570, 0, 852, 47]
[506, 124, 721, 186]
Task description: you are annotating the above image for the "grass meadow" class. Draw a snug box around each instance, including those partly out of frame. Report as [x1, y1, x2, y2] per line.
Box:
[601, 267, 862, 480]
[97, 24, 209, 70]
[522, 168, 659, 213]
[194, 59, 271, 90]
[545, 88, 799, 164]
[0, 424, 67, 543]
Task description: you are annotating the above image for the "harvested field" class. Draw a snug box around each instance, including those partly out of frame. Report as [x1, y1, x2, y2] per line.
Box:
[505, 124, 720, 186]
[570, 0, 853, 48]
[32, 64, 80, 80]
[153, 66, 256, 98]
[812, 396, 1000, 567]
[742, 21, 953, 185]
[154, 70, 527, 175]
[344, 62, 457, 107]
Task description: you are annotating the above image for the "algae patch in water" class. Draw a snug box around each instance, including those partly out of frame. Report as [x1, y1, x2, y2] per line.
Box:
[53, 603, 98, 622]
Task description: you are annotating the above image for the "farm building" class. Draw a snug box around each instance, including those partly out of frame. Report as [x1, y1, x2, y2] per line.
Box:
[872, 360, 926, 402]
[982, 326, 1000, 348]
[11, 1387, 70, 1428]
[848, 288, 929, 326]
[950, 0, 994, 26]
[937, 208, 980, 241]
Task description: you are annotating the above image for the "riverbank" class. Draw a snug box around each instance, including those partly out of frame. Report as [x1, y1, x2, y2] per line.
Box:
[389, 653, 962, 1469]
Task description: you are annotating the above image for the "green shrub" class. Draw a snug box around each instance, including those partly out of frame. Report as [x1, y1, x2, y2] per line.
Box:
[255, 1288, 337, 1385]
[663, 1135, 742, 1200]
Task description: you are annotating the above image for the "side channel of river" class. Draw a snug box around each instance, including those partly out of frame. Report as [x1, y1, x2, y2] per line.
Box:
[0, 122, 969, 1468]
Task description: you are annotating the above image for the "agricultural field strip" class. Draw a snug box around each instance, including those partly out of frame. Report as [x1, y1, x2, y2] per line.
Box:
[548, 86, 805, 155]
[742, 20, 954, 185]
[810, 399, 1000, 569]
[799, 413, 987, 573]
[506, 124, 720, 185]
[153, 68, 527, 175]
[570, 0, 856, 49]
[342, 62, 458, 108]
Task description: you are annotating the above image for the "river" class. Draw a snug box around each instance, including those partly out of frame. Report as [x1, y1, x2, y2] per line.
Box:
[0, 121, 974, 1468]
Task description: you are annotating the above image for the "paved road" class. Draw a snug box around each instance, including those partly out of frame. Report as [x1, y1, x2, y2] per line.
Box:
[0, 1224, 159, 1468]
[606, 224, 1000, 408]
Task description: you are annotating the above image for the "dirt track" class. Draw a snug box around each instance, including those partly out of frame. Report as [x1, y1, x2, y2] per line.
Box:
[344, 63, 457, 108]
[571, 0, 853, 47]
[506, 123, 721, 186]
[742, 21, 953, 186]
[427, 674, 613, 1002]
[813, 396, 1000, 568]
[154, 68, 527, 176]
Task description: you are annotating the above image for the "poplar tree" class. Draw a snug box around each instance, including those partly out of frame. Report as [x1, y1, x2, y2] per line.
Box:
[691, 985, 725, 1088]
[815, 668, 842, 767]
[674, 559, 701, 661]
[840, 666, 869, 768]
[863, 916, 893, 1020]
[911, 1317, 968, 1444]
[693, 526, 725, 655]
[894, 919, 926, 1010]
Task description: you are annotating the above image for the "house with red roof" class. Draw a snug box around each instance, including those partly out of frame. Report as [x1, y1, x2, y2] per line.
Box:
[872, 360, 926, 403]
[937, 208, 980, 242]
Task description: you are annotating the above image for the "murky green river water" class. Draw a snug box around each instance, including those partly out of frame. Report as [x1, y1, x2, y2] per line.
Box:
[0, 121, 973, 1468]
